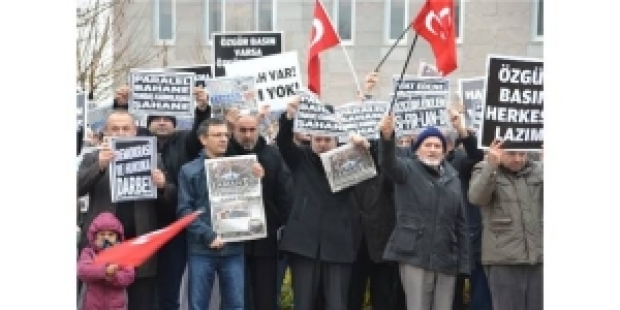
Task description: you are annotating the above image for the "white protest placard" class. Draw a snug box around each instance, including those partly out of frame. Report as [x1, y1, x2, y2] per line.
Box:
[225, 51, 302, 111]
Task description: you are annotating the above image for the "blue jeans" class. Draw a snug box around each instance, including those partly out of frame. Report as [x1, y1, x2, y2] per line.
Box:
[187, 253, 245, 310]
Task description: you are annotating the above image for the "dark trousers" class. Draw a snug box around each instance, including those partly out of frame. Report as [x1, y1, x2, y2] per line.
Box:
[485, 264, 543, 310]
[128, 276, 157, 310]
[275, 255, 288, 310]
[452, 262, 493, 310]
[289, 253, 352, 310]
[157, 231, 187, 310]
[348, 240, 406, 310]
[245, 255, 278, 310]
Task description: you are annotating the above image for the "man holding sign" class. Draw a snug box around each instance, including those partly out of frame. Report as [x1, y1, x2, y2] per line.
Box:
[78, 110, 175, 310]
[468, 140, 543, 310]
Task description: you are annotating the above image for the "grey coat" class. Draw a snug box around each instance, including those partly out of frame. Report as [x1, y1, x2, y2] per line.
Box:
[378, 136, 470, 275]
[468, 161, 543, 265]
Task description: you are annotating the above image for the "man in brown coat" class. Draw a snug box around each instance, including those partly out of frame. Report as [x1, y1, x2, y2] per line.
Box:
[77, 109, 175, 310]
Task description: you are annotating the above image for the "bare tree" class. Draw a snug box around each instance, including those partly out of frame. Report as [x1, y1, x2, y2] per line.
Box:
[77, 0, 163, 102]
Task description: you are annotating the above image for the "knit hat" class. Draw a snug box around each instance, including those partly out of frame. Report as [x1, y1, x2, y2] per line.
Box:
[411, 127, 447, 153]
[147, 115, 177, 128]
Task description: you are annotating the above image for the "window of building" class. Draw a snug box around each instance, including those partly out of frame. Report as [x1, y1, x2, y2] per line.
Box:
[206, 0, 277, 44]
[333, 0, 355, 44]
[385, 0, 409, 45]
[206, 0, 224, 44]
[154, 0, 175, 44]
[534, 0, 543, 40]
[255, 0, 276, 31]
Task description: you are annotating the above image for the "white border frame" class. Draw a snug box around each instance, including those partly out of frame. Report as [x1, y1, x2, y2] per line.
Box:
[532, 0, 544, 42]
[153, 0, 176, 46]
[333, 0, 356, 46]
[478, 54, 543, 151]
[384, 0, 409, 46]
[254, 0, 277, 32]
[205, 0, 226, 45]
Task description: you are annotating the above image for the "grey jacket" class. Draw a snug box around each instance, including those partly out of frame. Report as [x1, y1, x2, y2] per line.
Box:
[379, 136, 470, 275]
[468, 161, 543, 265]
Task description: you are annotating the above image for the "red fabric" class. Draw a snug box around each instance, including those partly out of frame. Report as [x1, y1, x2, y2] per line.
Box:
[412, 0, 457, 76]
[78, 212, 135, 310]
[93, 211, 201, 268]
[307, 0, 340, 95]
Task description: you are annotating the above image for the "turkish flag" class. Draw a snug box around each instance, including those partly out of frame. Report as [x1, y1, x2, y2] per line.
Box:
[93, 211, 202, 268]
[412, 0, 458, 76]
[307, 0, 341, 95]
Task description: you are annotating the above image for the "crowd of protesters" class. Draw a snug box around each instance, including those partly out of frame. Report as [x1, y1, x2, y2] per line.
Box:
[76, 72, 543, 310]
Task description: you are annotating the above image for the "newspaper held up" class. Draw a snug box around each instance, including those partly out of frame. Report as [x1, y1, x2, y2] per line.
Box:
[320, 144, 377, 193]
[205, 154, 267, 242]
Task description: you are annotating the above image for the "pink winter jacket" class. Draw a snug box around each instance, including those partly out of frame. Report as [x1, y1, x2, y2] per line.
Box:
[77, 212, 135, 310]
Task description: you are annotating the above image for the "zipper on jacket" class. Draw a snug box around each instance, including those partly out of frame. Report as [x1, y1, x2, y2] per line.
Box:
[429, 180, 439, 270]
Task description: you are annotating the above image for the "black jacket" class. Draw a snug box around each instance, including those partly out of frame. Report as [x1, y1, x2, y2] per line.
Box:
[447, 134, 485, 263]
[228, 136, 294, 257]
[349, 141, 399, 263]
[379, 135, 470, 275]
[276, 113, 361, 263]
[155, 106, 211, 226]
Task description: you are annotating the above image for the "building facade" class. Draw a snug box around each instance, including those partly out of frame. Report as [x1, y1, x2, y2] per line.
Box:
[115, 0, 543, 106]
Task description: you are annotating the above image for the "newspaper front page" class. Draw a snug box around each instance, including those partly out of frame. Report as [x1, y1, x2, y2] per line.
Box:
[205, 155, 267, 242]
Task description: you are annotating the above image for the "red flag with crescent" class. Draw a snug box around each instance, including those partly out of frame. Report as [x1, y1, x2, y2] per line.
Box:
[412, 0, 457, 76]
[308, 0, 341, 95]
[93, 211, 202, 268]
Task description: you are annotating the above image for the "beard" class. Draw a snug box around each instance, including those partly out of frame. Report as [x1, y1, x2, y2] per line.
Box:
[419, 157, 442, 168]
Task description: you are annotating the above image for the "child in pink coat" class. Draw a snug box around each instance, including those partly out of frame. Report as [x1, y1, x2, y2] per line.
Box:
[78, 212, 135, 310]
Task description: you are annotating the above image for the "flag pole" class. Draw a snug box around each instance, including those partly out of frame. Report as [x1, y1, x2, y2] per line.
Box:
[317, 0, 362, 96]
[374, 24, 412, 73]
[388, 33, 419, 113]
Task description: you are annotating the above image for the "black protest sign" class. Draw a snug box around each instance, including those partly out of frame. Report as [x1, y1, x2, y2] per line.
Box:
[77, 91, 86, 130]
[480, 56, 543, 150]
[459, 77, 485, 131]
[293, 100, 345, 137]
[213, 31, 284, 77]
[164, 65, 213, 88]
[336, 101, 388, 140]
[392, 76, 450, 94]
[392, 93, 450, 137]
[129, 71, 195, 117]
[109, 137, 157, 203]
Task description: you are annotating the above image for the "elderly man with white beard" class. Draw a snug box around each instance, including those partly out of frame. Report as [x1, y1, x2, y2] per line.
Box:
[378, 114, 470, 310]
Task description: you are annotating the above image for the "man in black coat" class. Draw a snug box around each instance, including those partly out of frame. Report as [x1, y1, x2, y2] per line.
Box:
[146, 88, 212, 310]
[227, 112, 293, 310]
[276, 97, 361, 310]
[378, 113, 470, 310]
[348, 140, 407, 310]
